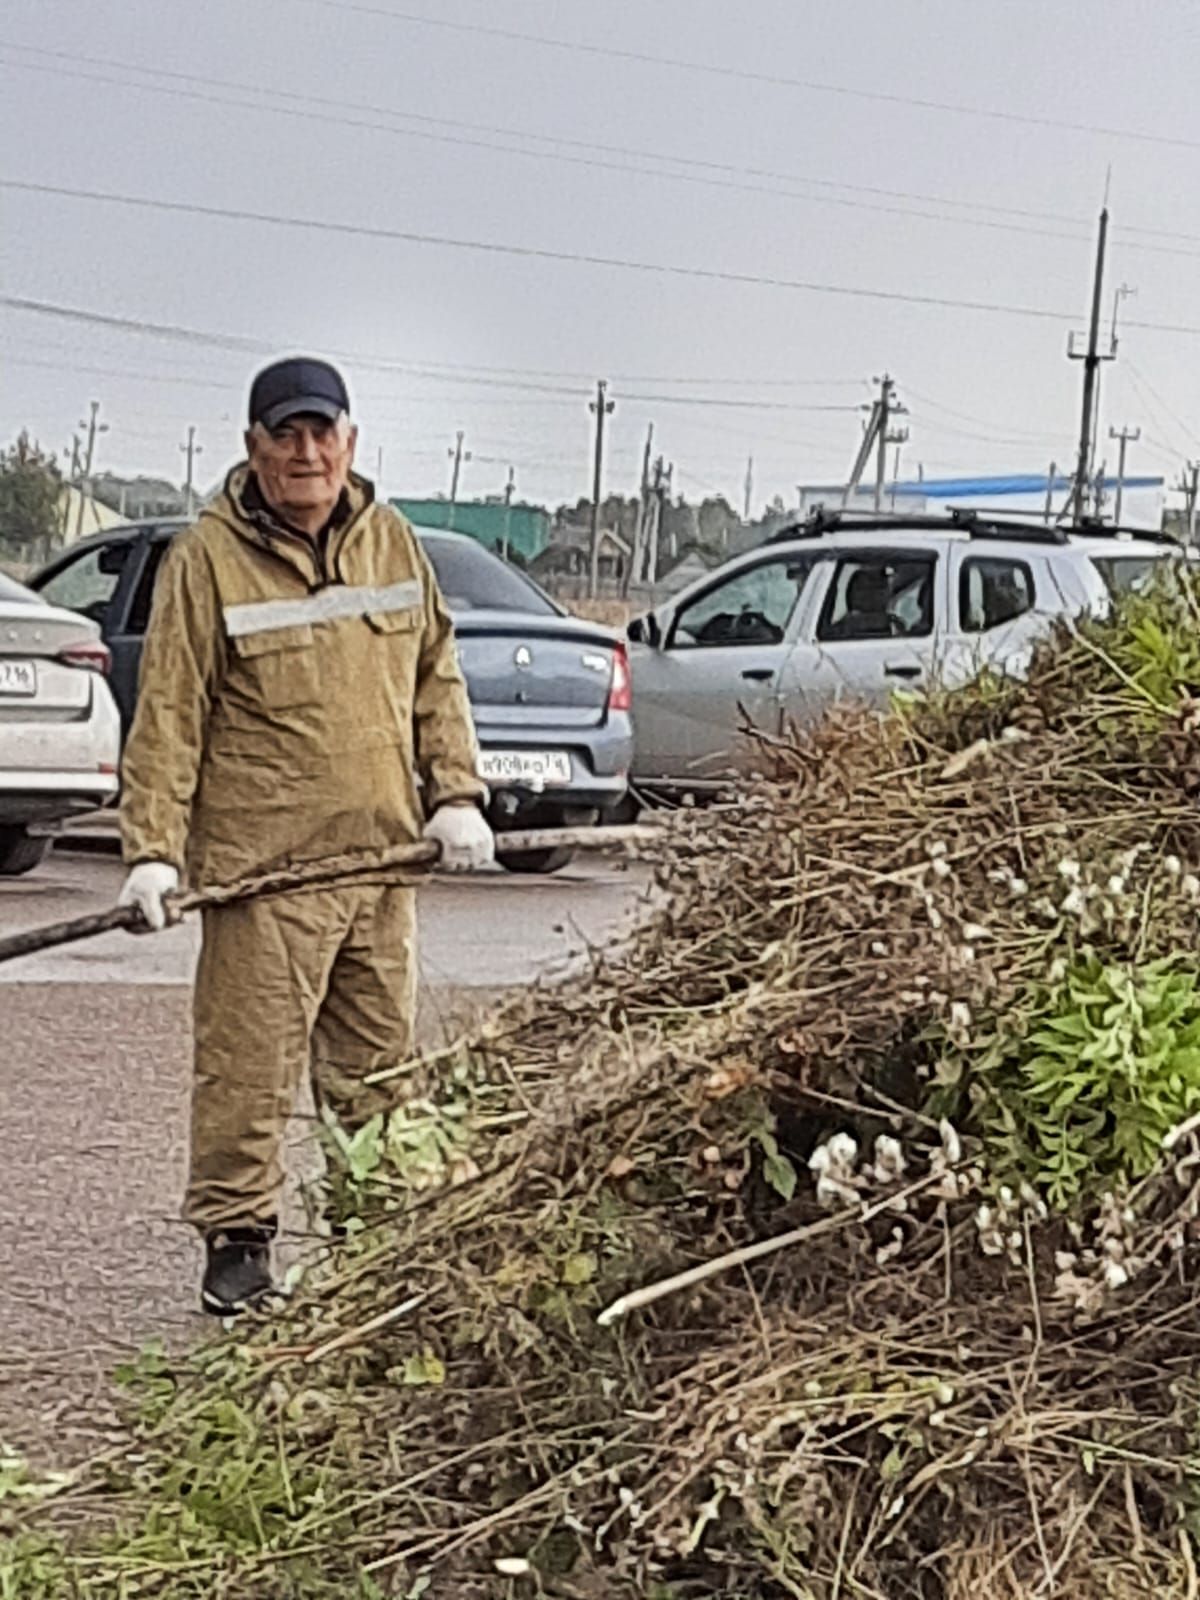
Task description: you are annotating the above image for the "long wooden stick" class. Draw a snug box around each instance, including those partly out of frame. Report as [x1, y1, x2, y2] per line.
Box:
[0, 824, 660, 967]
[596, 1170, 941, 1328]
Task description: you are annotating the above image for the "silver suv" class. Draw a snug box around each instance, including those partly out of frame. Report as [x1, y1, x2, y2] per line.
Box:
[629, 510, 1186, 795]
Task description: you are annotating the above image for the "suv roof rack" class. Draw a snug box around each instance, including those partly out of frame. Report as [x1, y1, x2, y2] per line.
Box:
[766, 505, 1183, 550]
[766, 505, 1070, 547]
[1060, 513, 1180, 546]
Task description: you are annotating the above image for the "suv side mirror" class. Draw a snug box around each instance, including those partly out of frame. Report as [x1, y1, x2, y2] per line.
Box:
[627, 613, 662, 649]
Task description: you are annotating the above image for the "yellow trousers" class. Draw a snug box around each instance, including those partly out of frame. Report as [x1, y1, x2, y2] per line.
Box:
[185, 884, 416, 1232]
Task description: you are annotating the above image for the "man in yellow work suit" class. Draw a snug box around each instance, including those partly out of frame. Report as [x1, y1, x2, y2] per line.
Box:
[118, 357, 494, 1316]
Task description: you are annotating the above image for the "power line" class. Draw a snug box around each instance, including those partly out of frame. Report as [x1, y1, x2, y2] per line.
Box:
[0, 188, 1085, 325]
[0, 44, 1094, 232]
[7, 42, 1190, 250]
[0, 343, 861, 416]
[279, 0, 1200, 155]
[12, 181, 1200, 335]
[1124, 359, 1200, 453]
[900, 383, 1075, 445]
[0, 50, 1107, 252]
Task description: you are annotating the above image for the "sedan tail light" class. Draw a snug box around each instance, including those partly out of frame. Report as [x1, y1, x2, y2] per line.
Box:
[58, 639, 112, 676]
[608, 643, 632, 713]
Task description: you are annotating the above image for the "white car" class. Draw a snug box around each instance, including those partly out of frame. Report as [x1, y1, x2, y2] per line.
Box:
[0, 569, 120, 874]
[628, 511, 1187, 795]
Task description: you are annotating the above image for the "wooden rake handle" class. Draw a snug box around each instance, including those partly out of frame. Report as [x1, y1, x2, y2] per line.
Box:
[0, 824, 659, 967]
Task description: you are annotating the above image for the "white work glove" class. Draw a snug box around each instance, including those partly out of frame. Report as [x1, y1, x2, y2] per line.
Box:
[423, 804, 495, 873]
[118, 861, 181, 933]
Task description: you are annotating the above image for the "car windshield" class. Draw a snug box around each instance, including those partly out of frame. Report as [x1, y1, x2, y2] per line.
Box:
[419, 533, 558, 615]
[1089, 554, 1173, 598]
[0, 571, 38, 604]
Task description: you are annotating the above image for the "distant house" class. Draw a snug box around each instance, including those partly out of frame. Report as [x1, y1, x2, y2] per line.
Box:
[58, 485, 127, 543]
[391, 498, 550, 562]
[531, 526, 631, 591]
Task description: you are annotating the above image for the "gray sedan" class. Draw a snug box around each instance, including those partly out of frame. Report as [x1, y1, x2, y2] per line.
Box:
[32, 523, 632, 874]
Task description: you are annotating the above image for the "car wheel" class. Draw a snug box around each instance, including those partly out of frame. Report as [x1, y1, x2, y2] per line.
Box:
[0, 827, 51, 877]
[600, 793, 641, 826]
[493, 802, 597, 875]
[495, 844, 576, 875]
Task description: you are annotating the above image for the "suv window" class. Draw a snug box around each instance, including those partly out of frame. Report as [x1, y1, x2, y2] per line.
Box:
[1090, 554, 1164, 599]
[36, 543, 131, 623]
[817, 554, 935, 642]
[959, 557, 1035, 632]
[673, 557, 812, 649]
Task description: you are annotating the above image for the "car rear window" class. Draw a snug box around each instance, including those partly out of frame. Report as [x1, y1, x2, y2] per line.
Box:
[0, 571, 37, 604]
[419, 533, 558, 615]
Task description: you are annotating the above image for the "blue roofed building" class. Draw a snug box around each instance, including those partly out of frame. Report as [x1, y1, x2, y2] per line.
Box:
[796, 471, 1166, 530]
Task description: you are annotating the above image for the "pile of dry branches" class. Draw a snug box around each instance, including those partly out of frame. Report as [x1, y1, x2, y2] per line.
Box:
[10, 589, 1200, 1598]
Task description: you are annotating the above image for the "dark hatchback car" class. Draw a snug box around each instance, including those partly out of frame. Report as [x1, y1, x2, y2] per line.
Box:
[31, 520, 633, 873]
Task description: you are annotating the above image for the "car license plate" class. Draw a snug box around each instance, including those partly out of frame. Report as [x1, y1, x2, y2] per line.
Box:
[478, 750, 572, 788]
[0, 660, 36, 698]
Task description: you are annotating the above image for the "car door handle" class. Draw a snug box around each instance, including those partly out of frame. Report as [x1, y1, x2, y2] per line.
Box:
[741, 668, 774, 682]
[884, 663, 921, 680]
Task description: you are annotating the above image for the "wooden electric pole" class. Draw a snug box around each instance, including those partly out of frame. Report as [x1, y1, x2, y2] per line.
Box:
[844, 374, 907, 509]
[626, 424, 654, 597]
[502, 465, 515, 561]
[1108, 425, 1140, 525]
[180, 426, 203, 519]
[588, 380, 614, 599]
[75, 401, 108, 541]
[1180, 461, 1200, 545]
[743, 455, 754, 523]
[447, 431, 470, 504]
[61, 435, 82, 537]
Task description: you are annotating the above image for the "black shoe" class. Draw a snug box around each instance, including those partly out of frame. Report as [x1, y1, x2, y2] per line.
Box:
[201, 1224, 276, 1317]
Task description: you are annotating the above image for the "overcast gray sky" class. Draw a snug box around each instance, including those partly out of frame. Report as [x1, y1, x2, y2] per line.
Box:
[3, 0, 1200, 514]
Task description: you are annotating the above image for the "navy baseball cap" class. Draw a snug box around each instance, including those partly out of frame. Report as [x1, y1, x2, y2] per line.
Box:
[248, 357, 351, 431]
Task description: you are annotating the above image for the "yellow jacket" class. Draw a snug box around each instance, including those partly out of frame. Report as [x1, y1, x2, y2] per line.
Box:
[121, 466, 484, 889]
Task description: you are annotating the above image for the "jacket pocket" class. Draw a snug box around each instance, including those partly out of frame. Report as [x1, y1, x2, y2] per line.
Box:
[365, 606, 422, 636]
[231, 624, 321, 709]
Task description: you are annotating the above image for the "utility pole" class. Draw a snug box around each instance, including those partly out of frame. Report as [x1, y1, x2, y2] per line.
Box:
[376, 446, 384, 490]
[1043, 460, 1058, 525]
[743, 455, 754, 523]
[180, 426, 203, 519]
[61, 435, 82, 537]
[1067, 208, 1116, 523]
[626, 425, 654, 597]
[1108, 425, 1140, 525]
[890, 440, 905, 510]
[447, 431, 470, 504]
[588, 380, 614, 599]
[1180, 461, 1200, 546]
[651, 457, 672, 583]
[873, 375, 908, 513]
[845, 374, 907, 509]
[75, 401, 109, 541]
[501, 465, 515, 562]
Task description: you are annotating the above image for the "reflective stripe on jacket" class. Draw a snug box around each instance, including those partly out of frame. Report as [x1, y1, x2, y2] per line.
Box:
[120, 465, 484, 888]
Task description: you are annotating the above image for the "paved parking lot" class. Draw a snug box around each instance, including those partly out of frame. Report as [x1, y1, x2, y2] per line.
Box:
[0, 847, 649, 1464]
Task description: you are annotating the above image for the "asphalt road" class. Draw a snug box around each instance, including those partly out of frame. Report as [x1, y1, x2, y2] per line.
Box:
[0, 847, 649, 1466]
